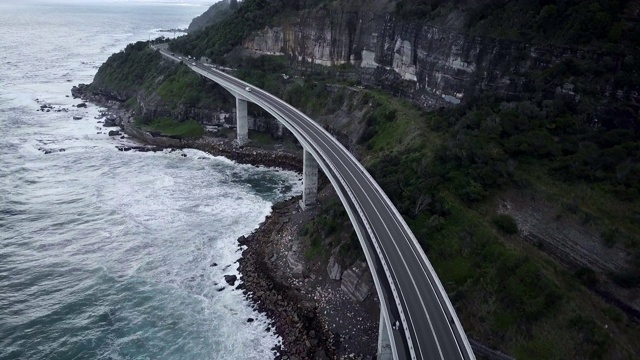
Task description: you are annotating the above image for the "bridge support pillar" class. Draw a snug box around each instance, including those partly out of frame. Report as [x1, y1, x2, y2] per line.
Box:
[277, 121, 284, 138]
[236, 97, 248, 146]
[378, 312, 393, 360]
[300, 149, 318, 210]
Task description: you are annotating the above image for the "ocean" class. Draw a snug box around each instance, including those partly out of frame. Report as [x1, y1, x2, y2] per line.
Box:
[0, 1, 301, 359]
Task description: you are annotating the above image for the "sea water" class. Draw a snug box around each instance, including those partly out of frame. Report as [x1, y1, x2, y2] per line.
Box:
[0, 1, 301, 358]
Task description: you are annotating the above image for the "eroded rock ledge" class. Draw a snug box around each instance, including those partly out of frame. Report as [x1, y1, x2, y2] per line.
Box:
[237, 198, 336, 359]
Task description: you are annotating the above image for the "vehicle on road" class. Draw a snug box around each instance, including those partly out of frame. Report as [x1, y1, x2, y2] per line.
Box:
[171, 52, 175, 55]
[245, 86, 251, 92]
[178, 56, 182, 59]
[192, 62, 196, 66]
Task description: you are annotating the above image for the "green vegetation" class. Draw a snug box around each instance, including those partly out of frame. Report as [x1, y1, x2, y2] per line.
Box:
[170, 0, 334, 62]
[301, 197, 360, 261]
[91, 40, 234, 136]
[154, 67, 230, 109]
[395, 0, 640, 49]
[171, 0, 292, 61]
[493, 214, 519, 234]
[187, 0, 231, 33]
[137, 117, 204, 138]
[91, 41, 168, 95]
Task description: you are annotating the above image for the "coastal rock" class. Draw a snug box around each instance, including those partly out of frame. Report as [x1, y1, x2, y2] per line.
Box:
[224, 274, 238, 286]
[40, 148, 66, 154]
[340, 260, 373, 302]
[327, 246, 343, 280]
[237, 235, 248, 245]
[108, 130, 121, 136]
[103, 117, 118, 127]
[76, 102, 87, 108]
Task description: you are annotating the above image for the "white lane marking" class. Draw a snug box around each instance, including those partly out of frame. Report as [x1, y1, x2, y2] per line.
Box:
[359, 171, 466, 357]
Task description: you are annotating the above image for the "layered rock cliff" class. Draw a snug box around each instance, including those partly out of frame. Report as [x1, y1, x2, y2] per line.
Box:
[243, 4, 638, 127]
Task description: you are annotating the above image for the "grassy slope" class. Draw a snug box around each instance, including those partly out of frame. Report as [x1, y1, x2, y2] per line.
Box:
[137, 117, 204, 138]
[91, 42, 233, 136]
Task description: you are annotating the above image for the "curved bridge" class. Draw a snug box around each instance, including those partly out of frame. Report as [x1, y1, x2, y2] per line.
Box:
[154, 45, 474, 360]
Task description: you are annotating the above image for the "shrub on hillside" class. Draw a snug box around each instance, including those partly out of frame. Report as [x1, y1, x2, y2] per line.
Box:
[493, 213, 519, 234]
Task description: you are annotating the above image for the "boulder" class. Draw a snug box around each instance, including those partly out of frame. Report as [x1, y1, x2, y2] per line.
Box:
[108, 130, 121, 136]
[76, 102, 87, 108]
[327, 246, 343, 280]
[237, 235, 249, 245]
[103, 117, 118, 127]
[340, 260, 373, 302]
[327, 257, 342, 280]
[224, 274, 238, 286]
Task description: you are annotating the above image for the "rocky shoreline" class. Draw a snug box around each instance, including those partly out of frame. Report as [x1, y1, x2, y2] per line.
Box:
[236, 198, 336, 359]
[71, 84, 302, 173]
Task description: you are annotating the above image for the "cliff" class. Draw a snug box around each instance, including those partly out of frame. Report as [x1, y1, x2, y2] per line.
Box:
[242, 2, 638, 128]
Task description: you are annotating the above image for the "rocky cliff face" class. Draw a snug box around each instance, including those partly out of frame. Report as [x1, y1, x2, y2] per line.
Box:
[243, 6, 635, 112]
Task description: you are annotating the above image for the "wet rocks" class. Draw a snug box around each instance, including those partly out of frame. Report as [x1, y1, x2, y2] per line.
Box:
[237, 235, 249, 246]
[108, 130, 121, 136]
[103, 117, 118, 127]
[224, 274, 238, 286]
[237, 197, 336, 360]
[39, 148, 66, 154]
[115, 145, 163, 152]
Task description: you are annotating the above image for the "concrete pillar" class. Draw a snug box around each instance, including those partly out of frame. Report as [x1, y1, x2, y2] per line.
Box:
[378, 312, 393, 360]
[277, 121, 284, 138]
[301, 149, 318, 209]
[236, 97, 248, 146]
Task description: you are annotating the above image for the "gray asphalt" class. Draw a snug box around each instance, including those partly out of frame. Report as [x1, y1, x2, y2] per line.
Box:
[155, 45, 472, 360]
